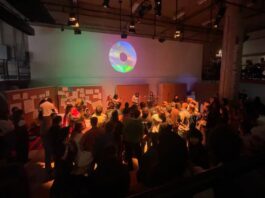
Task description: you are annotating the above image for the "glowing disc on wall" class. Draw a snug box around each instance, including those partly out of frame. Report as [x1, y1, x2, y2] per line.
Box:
[109, 41, 137, 73]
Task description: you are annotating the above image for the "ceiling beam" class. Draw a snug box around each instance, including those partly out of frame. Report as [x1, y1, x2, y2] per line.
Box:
[159, 1, 219, 36]
[6, 0, 55, 24]
[45, 2, 222, 36]
[225, 0, 265, 14]
[0, 3, 34, 35]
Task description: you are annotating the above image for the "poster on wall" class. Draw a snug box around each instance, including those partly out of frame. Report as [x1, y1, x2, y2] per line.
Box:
[57, 86, 103, 113]
[24, 99, 35, 114]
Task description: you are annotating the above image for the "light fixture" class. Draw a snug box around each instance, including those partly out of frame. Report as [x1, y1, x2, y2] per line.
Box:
[69, 12, 76, 22]
[74, 28, 81, 35]
[121, 32, 128, 39]
[74, 21, 79, 28]
[174, 30, 181, 38]
[103, 0, 110, 8]
[68, 12, 77, 26]
[158, 37, 165, 43]
[213, 3, 226, 29]
[128, 0, 136, 33]
[216, 49, 222, 57]
[129, 21, 136, 33]
[155, 0, 162, 16]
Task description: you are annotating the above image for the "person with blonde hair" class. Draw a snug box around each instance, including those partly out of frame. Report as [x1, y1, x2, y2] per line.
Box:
[91, 105, 107, 128]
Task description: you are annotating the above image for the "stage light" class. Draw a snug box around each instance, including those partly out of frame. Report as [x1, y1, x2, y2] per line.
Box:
[128, 21, 136, 33]
[121, 32, 128, 39]
[155, 0, 162, 16]
[69, 12, 76, 22]
[213, 4, 226, 29]
[74, 21, 79, 28]
[67, 11, 79, 27]
[103, 0, 110, 8]
[158, 37, 165, 43]
[174, 30, 181, 38]
[74, 28, 81, 35]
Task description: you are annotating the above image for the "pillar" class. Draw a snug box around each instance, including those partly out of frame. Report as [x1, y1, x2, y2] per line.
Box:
[219, 0, 244, 100]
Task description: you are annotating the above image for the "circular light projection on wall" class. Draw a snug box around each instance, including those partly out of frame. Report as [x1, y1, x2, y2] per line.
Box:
[109, 41, 137, 73]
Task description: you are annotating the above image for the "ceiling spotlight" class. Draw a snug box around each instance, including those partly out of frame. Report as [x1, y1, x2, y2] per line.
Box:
[69, 12, 76, 22]
[74, 28, 81, 35]
[121, 32, 128, 39]
[213, 4, 226, 29]
[158, 37, 165, 43]
[68, 13, 77, 26]
[155, 0, 162, 16]
[74, 21, 80, 28]
[129, 21, 136, 33]
[103, 0, 110, 8]
[174, 30, 181, 38]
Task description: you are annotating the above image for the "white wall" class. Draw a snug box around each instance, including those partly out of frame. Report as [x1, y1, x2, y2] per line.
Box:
[28, 26, 203, 98]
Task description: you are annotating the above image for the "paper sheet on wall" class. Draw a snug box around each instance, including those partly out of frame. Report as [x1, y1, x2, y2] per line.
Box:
[93, 94, 98, 99]
[72, 91, 78, 98]
[85, 96, 90, 100]
[58, 91, 64, 95]
[97, 93, 102, 100]
[9, 103, 22, 113]
[91, 100, 102, 110]
[30, 95, 37, 100]
[39, 94, 45, 99]
[85, 99, 92, 104]
[24, 99, 35, 114]
[94, 89, 99, 93]
[79, 88, 84, 94]
[80, 93, 85, 98]
[62, 87, 68, 92]
[45, 90, 50, 97]
[32, 110, 39, 119]
[60, 98, 66, 107]
[22, 93, 29, 100]
[85, 89, 93, 95]
[12, 94, 21, 100]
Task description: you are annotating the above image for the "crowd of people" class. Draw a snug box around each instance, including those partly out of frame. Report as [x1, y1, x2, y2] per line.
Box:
[1, 92, 265, 197]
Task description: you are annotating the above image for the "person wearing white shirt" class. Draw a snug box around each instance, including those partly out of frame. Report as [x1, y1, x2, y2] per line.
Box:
[39, 98, 57, 174]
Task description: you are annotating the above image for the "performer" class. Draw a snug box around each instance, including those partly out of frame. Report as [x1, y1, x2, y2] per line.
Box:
[132, 92, 139, 106]
[147, 91, 155, 107]
[113, 94, 122, 109]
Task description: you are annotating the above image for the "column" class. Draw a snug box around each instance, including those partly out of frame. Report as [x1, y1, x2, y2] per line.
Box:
[219, 0, 244, 100]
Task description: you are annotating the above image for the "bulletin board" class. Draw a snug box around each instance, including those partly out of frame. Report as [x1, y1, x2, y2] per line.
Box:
[192, 82, 219, 102]
[57, 86, 103, 114]
[116, 84, 149, 106]
[5, 86, 57, 126]
[158, 83, 187, 103]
